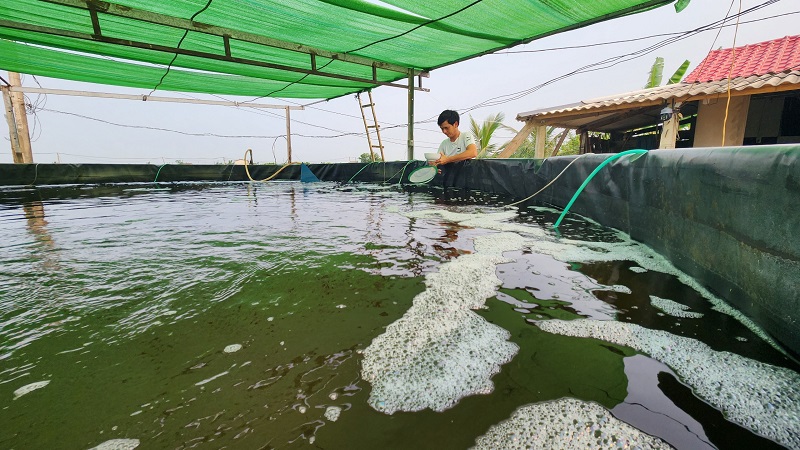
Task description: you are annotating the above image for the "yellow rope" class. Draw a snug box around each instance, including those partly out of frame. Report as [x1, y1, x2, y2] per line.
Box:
[242, 148, 294, 182]
[721, 0, 742, 147]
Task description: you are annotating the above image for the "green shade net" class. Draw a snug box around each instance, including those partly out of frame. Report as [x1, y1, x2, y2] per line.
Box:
[0, 0, 674, 99]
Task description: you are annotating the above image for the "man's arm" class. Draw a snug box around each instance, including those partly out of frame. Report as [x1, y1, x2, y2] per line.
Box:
[437, 143, 477, 165]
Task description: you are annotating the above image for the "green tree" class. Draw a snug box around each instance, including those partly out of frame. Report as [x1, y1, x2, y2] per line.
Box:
[469, 112, 514, 158]
[499, 126, 580, 158]
[358, 152, 382, 163]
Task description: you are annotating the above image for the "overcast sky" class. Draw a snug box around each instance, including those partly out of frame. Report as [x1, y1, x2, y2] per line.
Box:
[2, 0, 797, 165]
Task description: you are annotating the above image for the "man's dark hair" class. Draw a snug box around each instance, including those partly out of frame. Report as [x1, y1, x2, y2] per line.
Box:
[437, 110, 460, 126]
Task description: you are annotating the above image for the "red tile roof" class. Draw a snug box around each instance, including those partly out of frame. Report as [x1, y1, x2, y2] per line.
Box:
[684, 35, 800, 83]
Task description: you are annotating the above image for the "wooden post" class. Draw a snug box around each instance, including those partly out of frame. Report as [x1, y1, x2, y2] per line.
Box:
[407, 71, 414, 161]
[534, 123, 547, 159]
[285, 106, 292, 163]
[658, 114, 679, 149]
[8, 72, 33, 163]
[497, 119, 537, 158]
[579, 130, 589, 154]
[2, 86, 24, 163]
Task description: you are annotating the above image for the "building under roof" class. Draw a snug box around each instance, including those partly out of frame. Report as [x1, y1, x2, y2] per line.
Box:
[503, 34, 800, 158]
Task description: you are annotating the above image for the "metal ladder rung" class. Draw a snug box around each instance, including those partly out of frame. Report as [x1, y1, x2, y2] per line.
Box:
[361, 103, 374, 108]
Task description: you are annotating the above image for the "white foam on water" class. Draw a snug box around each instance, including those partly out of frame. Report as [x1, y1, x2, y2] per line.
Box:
[473, 398, 672, 450]
[523, 229, 783, 352]
[195, 371, 229, 386]
[650, 296, 703, 318]
[89, 439, 140, 450]
[385, 206, 794, 440]
[324, 405, 342, 422]
[403, 207, 780, 351]
[223, 344, 242, 353]
[13, 380, 49, 399]
[536, 319, 800, 449]
[607, 285, 632, 294]
[630, 266, 648, 273]
[361, 231, 522, 414]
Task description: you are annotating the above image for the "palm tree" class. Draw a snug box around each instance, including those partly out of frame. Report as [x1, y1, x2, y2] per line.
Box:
[469, 112, 515, 158]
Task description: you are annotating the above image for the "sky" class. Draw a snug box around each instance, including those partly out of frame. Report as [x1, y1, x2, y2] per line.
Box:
[1, 0, 798, 165]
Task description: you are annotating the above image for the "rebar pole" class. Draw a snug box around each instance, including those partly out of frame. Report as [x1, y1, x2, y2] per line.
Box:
[407, 71, 414, 161]
[285, 106, 292, 164]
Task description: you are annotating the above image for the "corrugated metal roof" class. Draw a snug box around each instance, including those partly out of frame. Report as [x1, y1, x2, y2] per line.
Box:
[517, 70, 800, 122]
[684, 35, 800, 83]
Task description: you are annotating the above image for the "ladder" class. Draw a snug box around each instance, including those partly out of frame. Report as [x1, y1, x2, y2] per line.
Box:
[356, 91, 385, 162]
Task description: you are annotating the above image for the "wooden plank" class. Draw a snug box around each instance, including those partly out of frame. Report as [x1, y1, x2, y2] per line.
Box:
[8, 72, 33, 163]
[497, 120, 536, 158]
[2, 86, 23, 163]
[550, 129, 569, 157]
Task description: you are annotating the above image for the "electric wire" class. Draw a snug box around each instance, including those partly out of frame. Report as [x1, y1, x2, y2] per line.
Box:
[456, 0, 783, 114]
[12, 0, 790, 165]
[148, 0, 215, 96]
[494, 10, 797, 55]
[346, 0, 485, 53]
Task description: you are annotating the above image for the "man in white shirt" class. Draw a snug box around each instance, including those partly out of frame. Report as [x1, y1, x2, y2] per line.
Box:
[431, 110, 478, 167]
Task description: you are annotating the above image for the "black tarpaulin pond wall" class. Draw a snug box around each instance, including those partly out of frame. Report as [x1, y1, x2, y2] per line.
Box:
[1, 144, 798, 355]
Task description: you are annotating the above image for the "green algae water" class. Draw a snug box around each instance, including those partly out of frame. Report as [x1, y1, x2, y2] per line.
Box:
[1, 182, 797, 449]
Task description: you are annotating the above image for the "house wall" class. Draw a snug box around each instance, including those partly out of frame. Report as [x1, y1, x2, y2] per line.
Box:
[694, 95, 751, 147]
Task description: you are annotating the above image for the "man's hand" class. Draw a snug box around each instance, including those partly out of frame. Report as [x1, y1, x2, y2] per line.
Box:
[428, 152, 446, 166]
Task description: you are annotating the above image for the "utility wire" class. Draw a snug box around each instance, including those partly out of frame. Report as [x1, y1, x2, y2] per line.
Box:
[494, 10, 797, 55]
[347, 0, 486, 53]
[148, 0, 215, 96]
[455, 0, 784, 114]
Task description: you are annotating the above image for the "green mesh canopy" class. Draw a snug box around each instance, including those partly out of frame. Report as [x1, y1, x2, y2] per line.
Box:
[0, 0, 674, 99]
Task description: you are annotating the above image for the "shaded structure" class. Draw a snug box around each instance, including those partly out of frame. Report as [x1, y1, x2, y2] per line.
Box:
[1, 0, 681, 161]
[504, 35, 800, 157]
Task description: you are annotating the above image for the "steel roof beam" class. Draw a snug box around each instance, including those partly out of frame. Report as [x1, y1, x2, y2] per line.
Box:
[43, 0, 428, 77]
[0, 19, 429, 92]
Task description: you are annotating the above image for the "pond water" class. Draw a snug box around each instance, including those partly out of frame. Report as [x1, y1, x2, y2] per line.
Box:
[0, 182, 797, 449]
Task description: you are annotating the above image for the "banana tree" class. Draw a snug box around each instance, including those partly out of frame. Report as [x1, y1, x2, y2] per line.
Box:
[645, 57, 690, 88]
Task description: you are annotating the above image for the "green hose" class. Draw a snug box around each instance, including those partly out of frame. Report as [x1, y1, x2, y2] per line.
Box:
[553, 149, 648, 229]
[347, 162, 374, 183]
[153, 163, 168, 183]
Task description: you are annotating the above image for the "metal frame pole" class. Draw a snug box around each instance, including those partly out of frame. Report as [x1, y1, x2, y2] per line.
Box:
[285, 106, 292, 163]
[407, 71, 414, 161]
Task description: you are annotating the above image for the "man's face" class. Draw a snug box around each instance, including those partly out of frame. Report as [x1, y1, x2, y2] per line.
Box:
[439, 120, 459, 141]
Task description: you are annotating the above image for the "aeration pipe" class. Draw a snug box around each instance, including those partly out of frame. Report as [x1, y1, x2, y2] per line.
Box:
[553, 149, 648, 229]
